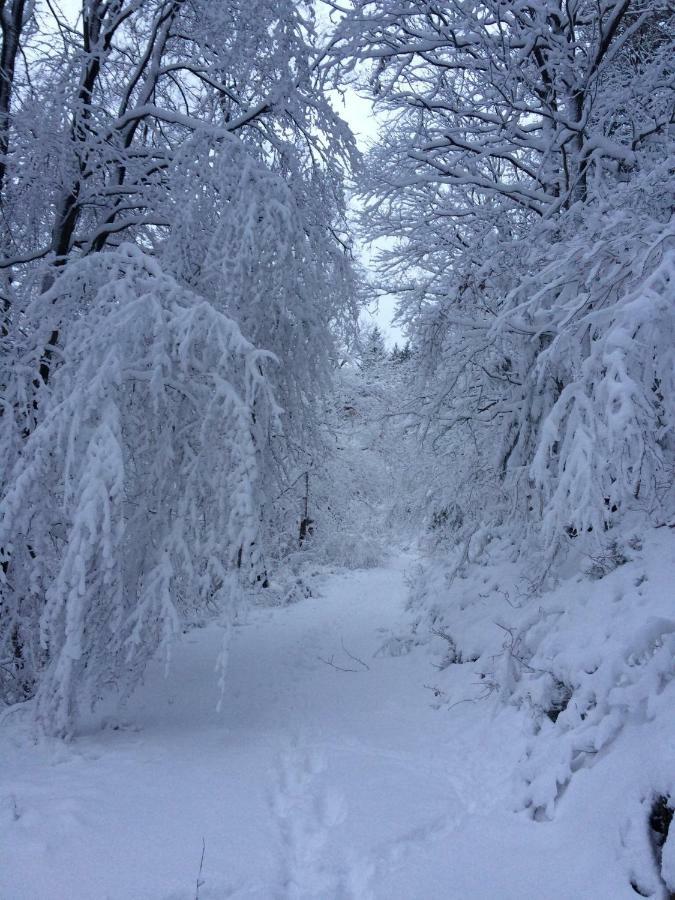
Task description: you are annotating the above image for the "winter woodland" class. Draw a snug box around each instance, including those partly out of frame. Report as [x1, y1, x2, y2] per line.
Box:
[0, 1, 673, 897]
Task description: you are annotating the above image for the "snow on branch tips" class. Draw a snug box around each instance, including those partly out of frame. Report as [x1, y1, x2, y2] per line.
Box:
[0, 247, 278, 736]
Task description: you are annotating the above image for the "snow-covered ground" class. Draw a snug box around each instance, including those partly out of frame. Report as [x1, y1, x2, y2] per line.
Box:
[3, 546, 669, 900]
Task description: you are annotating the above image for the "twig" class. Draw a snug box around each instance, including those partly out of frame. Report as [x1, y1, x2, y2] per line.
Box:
[318, 638, 371, 672]
[445, 524, 479, 587]
[340, 638, 370, 671]
[0, 663, 19, 680]
[195, 837, 206, 900]
[317, 654, 359, 672]
[430, 627, 456, 646]
[423, 683, 446, 699]
[446, 685, 496, 710]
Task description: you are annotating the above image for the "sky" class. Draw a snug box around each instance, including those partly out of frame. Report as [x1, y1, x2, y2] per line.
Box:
[331, 90, 406, 348]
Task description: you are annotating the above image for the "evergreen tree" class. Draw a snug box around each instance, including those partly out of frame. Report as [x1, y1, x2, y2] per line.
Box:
[360, 324, 387, 369]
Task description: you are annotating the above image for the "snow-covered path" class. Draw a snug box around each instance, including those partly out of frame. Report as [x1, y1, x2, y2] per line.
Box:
[1, 557, 638, 899]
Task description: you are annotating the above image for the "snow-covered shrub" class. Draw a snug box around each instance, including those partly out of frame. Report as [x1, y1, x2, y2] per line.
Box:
[404, 525, 675, 890]
[515, 610, 675, 820]
[307, 530, 385, 570]
[275, 355, 411, 572]
[422, 530, 675, 827]
[0, 246, 277, 735]
[511, 200, 675, 559]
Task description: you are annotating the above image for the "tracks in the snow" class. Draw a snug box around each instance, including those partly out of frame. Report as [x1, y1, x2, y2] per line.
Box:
[268, 731, 466, 900]
[271, 734, 374, 899]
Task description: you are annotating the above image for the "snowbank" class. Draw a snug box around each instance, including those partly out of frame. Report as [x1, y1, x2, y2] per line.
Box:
[407, 524, 675, 897]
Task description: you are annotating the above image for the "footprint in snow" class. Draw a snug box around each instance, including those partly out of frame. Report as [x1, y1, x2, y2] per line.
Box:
[271, 735, 374, 900]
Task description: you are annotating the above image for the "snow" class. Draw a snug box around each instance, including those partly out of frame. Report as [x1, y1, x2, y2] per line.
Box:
[1, 3, 672, 896]
[2, 548, 666, 899]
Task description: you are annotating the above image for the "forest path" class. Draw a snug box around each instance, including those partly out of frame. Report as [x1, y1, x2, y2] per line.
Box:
[0, 555, 634, 899]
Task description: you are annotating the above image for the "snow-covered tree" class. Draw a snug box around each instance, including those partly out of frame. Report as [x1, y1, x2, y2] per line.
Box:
[359, 324, 388, 370]
[0, 0, 358, 730]
[331, 0, 675, 563]
[1, 247, 279, 735]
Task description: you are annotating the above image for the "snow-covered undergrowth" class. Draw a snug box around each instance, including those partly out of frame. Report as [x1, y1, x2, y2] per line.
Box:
[277, 359, 402, 578]
[406, 523, 675, 897]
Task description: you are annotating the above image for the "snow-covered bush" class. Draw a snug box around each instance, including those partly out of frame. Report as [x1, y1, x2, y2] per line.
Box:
[504, 194, 675, 558]
[0, 246, 277, 735]
[515, 611, 675, 820]
[277, 362, 391, 571]
[404, 524, 675, 892]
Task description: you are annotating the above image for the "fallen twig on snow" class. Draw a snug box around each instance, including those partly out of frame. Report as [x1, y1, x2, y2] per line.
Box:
[317, 638, 370, 673]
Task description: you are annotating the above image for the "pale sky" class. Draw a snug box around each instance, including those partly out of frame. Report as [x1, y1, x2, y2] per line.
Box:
[331, 89, 405, 348]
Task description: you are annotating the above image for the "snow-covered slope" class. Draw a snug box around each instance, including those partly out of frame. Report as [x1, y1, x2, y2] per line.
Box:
[2, 542, 671, 899]
[407, 524, 675, 898]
